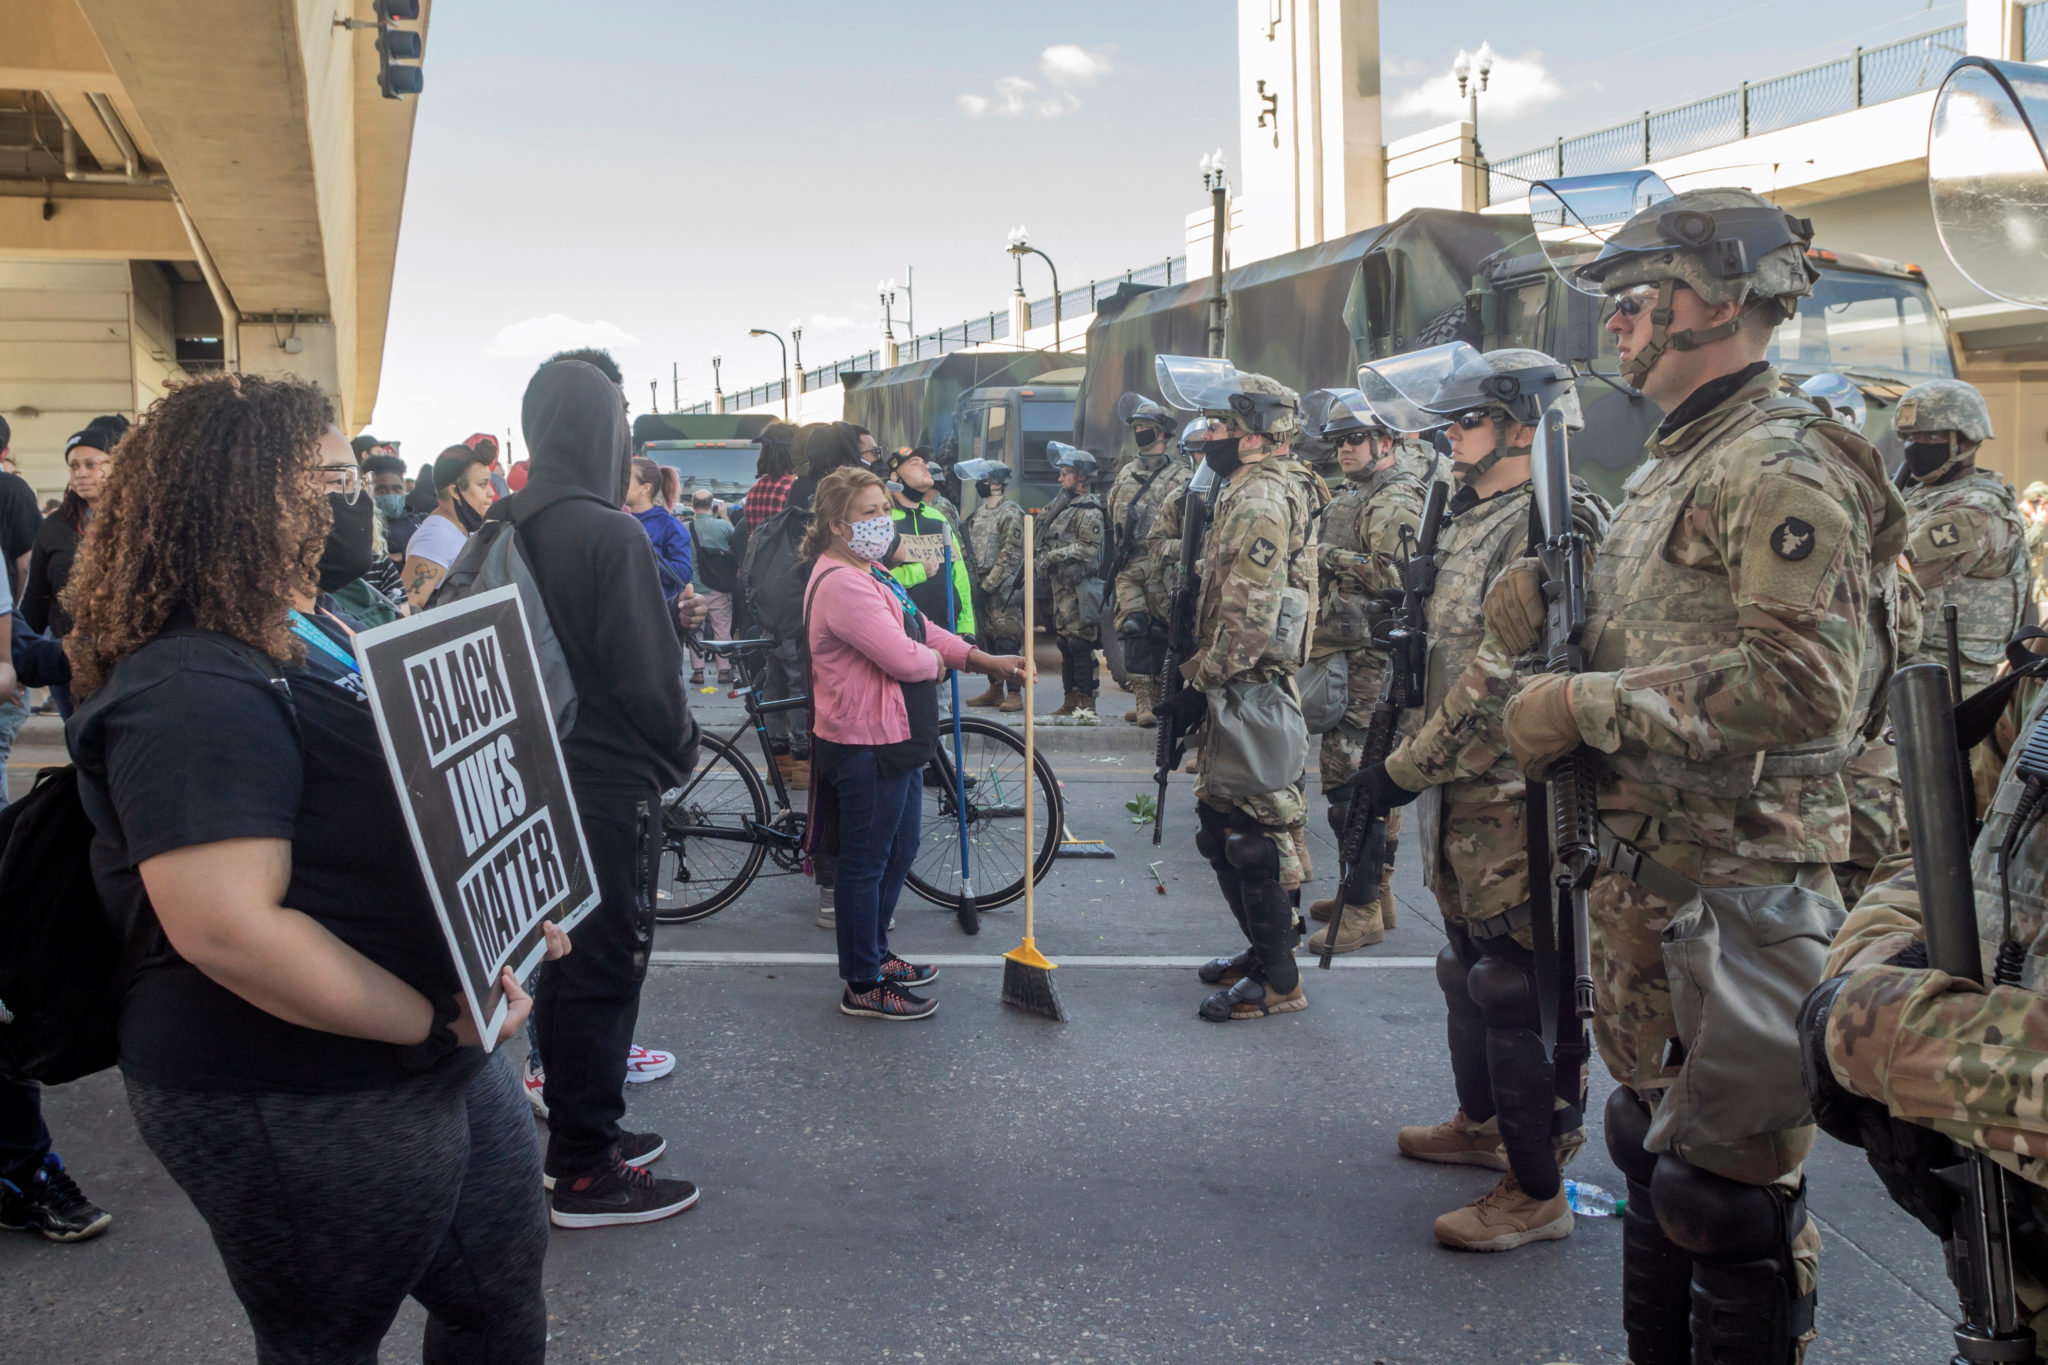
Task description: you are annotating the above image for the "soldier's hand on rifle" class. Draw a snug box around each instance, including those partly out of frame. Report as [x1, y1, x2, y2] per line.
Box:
[1154, 686, 1207, 734]
[1502, 673, 1585, 779]
[1338, 760, 1422, 810]
[1482, 558, 1547, 656]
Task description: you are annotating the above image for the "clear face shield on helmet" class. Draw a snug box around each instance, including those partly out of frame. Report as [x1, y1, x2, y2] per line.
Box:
[1358, 342, 1578, 430]
[1797, 373, 1869, 431]
[1178, 418, 1208, 457]
[1355, 344, 1480, 434]
[953, 457, 1011, 488]
[1503, 171, 1677, 299]
[1048, 441, 1098, 484]
[1154, 354, 1294, 435]
[1930, 56, 2048, 310]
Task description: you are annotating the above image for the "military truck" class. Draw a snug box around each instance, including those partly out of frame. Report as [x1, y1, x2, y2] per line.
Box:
[629, 412, 779, 507]
[841, 351, 1080, 506]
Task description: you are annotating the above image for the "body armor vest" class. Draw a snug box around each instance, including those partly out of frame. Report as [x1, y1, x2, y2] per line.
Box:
[1041, 493, 1105, 587]
[1908, 469, 2030, 676]
[1110, 457, 1187, 565]
[1422, 486, 1533, 717]
[1316, 465, 1423, 650]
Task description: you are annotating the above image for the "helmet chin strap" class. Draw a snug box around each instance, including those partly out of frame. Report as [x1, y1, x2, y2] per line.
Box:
[1619, 279, 1758, 390]
[1452, 415, 1530, 486]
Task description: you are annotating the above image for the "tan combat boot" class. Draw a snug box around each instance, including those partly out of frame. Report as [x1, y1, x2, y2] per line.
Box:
[1307, 900, 1384, 954]
[965, 678, 1005, 708]
[1050, 691, 1084, 717]
[1396, 1109, 1509, 1169]
[1307, 894, 1337, 922]
[998, 679, 1025, 713]
[1432, 1174, 1574, 1252]
[1133, 679, 1158, 728]
[1378, 869, 1398, 930]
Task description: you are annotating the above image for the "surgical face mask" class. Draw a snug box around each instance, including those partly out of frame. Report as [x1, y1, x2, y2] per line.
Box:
[1905, 439, 1957, 478]
[1201, 436, 1242, 477]
[317, 491, 377, 591]
[847, 513, 895, 562]
[374, 492, 406, 520]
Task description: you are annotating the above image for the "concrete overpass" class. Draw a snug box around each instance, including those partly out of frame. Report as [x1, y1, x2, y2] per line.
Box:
[0, 0, 429, 496]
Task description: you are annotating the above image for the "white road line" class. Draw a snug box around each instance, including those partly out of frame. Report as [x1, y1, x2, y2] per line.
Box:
[649, 951, 1437, 969]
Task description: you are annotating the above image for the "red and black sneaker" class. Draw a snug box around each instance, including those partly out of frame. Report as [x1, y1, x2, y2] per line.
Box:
[879, 955, 939, 989]
[840, 980, 938, 1021]
[543, 1131, 666, 1191]
[548, 1157, 697, 1228]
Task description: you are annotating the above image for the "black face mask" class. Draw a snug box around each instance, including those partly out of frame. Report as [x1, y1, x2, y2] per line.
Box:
[317, 492, 376, 592]
[453, 496, 485, 533]
[1132, 426, 1163, 449]
[1905, 439, 1956, 478]
[1202, 436, 1242, 477]
[975, 480, 994, 500]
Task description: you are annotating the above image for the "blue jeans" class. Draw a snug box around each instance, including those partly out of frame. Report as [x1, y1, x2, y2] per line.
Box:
[831, 748, 922, 983]
[0, 689, 28, 807]
[0, 1079, 51, 1188]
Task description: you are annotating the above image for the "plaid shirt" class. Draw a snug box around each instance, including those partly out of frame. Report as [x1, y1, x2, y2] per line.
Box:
[741, 474, 796, 531]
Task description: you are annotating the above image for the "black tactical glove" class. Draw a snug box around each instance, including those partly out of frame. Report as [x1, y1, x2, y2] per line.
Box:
[1154, 685, 1207, 734]
[1341, 762, 1421, 810]
[1799, 972, 1959, 1240]
[1117, 611, 1154, 642]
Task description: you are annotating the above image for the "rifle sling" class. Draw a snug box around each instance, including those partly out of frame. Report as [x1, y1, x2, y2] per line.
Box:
[1594, 824, 1702, 909]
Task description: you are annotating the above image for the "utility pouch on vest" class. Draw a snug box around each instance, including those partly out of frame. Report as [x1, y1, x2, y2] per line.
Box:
[1296, 652, 1349, 736]
[1201, 678, 1309, 800]
[1317, 589, 1373, 648]
[1272, 585, 1311, 664]
[1079, 576, 1107, 630]
[1598, 826, 1844, 1153]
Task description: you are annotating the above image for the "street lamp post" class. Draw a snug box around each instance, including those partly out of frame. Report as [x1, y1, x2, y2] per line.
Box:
[1453, 42, 1495, 202]
[791, 319, 806, 396]
[1005, 227, 1062, 353]
[748, 327, 791, 418]
[878, 279, 900, 367]
[712, 352, 724, 415]
[1199, 149, 1229, 358]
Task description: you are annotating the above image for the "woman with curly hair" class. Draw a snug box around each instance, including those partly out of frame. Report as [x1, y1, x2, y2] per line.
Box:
[65, 373, 556, 1363]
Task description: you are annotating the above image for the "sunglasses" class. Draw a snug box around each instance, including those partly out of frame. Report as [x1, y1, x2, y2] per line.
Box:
[1450, 410, 1496, 430]
[1335, 430, 1377, 448]
[1607, 283, 1663, 319]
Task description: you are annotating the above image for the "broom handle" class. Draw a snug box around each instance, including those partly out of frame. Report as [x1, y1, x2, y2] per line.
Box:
[1023, 513, 1035, 943]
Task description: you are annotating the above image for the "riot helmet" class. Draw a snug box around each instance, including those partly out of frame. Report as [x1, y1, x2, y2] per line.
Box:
[1155, 355, 1300, 439]
[1116, 392, 1177, 454]
[954, 457, 1012, 500]
[1178, 418, 1208, 457]
[1049, 441, 1100, 484]
[1359, 343, 1580, 485]
[1895, 378, 1995, 483]
[1929, 56, 2048, 311]
[1797, 373, 1869, 433]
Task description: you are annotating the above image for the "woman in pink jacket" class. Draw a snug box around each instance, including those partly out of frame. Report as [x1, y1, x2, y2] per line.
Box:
[802, 467, 1029, 1019]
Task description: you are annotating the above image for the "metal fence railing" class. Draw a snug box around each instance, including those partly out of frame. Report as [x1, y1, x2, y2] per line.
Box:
[2026, 0, 2047, 60]
[1489, 22, 1968, 203]
[684, 254, 1189, 413]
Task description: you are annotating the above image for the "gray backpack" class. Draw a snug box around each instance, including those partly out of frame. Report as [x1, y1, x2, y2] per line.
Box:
[429, 504, 579, 737]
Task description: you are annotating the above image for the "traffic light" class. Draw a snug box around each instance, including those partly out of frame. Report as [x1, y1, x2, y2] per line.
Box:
[374, 0, 423, 99]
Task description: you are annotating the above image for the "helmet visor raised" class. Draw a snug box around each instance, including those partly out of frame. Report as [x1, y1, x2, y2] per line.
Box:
[1931, 56, 2048, 310]
[1357, 342, 1485, 431]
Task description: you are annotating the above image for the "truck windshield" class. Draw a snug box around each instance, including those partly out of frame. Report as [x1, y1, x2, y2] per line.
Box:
[643, 444, 760, 499]
[1769, 269, 1954, 383]
[1020, 399, 1075, 483]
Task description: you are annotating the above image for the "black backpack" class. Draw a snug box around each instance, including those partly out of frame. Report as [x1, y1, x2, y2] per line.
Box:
[739, 504, 815, 643]
[699, 544, 739, 595]
[430, 495, 580, 737]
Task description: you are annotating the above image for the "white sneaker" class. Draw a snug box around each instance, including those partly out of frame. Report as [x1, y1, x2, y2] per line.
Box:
[624, 1043, 675, 1083]
[523, 1059, 549, 1117]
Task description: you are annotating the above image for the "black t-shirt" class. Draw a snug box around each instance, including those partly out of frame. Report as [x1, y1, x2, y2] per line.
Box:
[68, 623, 475, 1094]
[0, 470, 39, 598]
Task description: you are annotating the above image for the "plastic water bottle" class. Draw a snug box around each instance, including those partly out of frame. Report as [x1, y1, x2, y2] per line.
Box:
[1564, 1179, 1620, 1217]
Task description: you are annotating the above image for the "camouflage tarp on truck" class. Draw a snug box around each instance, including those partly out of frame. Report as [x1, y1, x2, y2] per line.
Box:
[842, 350, 1079, 459]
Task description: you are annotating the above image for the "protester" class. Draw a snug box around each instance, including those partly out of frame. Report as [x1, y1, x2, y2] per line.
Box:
[466, 432, 510, 500]
[364, 451, 419, 552]
[801, 465, 1027, 1019]
[63, 372, 557, 1358]
[400, 444, 492, 611]
[687, 489, 736, 683]
[508, 358, 701, 1226]
[0, 415, 33, 797]
[404, 461, 438, 515]
[307, 428, 403, 628]
[21, 425, 113, 717]
[627, 456, 692, 598]
[741, 423, 798, 532]
[507, 458, 530, 492]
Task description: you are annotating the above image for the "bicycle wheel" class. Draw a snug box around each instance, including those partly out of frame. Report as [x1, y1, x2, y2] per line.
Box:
[907, 715, 1062, 912]
[656, 734, 770, 923]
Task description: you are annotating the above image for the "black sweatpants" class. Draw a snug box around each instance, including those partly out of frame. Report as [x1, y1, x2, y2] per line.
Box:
[126, 1054, 547, 1365]
[534, 786, 662, 1175]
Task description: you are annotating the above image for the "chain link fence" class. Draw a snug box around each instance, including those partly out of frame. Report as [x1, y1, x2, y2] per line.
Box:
[1489, 22, 1967, 204]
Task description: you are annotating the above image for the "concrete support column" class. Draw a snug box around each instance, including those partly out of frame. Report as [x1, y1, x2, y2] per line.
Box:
[1007, 293, 1029, 345]
[1965, 0, 2024, 58]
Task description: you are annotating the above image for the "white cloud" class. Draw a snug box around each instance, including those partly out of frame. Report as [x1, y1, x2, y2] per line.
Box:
[488, 313, 639, 358]
[959, 43, 1112, 120]
[1040, 44, 1112, 87]
[1390, 48, 1564, 122]
[808, 313, 859, 331]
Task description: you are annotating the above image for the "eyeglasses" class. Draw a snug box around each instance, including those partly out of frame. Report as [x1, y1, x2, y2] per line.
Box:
[1451, 410, 1496, 430]
[316, 463, 362, 502]
[1607, 283, 1663, 319]
[1335, 430, 1376, 448]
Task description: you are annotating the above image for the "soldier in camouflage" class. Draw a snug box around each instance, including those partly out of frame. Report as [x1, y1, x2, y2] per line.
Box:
[1493, 188, 1908, 1364]
[1346, 348, 1609, 1251]
[958, 458, 1027, 714]
[1898, 378, 2028, 697]
[1037, 443, 1107, 717]
[1150, 364, 1325, 1022]
[2022, 480, 2048, 614]
[1834, 565, 1923, 905]
[1297, 389, 1426, 952]
[1107, 394, 1195, 729]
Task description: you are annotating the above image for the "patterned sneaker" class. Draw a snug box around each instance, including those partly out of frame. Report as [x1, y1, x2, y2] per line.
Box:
[544, 1131, 666, 1191]
[549, 1158, 698, 1228]
[624, 1044, 675, 1083]
[879, 955, 939, 989]
[0, 1154, 113, 1243]
[840, 980, 939, 1021]
[524, 1056, 549, 1118]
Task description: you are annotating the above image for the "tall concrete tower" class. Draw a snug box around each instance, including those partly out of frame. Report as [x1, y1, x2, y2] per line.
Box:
[1235, 0, 1385, 266]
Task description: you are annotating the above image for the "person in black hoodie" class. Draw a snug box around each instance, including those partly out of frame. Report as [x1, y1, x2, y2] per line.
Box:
[507, 359, 703, 1228]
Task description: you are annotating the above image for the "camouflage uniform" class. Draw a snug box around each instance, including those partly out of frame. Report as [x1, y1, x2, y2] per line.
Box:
[1038, 488, 1106, 707]
[1820, 676, 2048, 1350]
[1188, 454, 1323, 886]
[1107, 449, 1194, 720]
[1312, 461, 1427, 789]
[962, 496, 1025, 648]
[1904, 470, 2029, 692]
[1833, 566, 1923, 906]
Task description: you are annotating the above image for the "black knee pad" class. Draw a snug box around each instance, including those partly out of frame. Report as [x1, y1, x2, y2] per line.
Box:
[1466, 952, 1540, 1031]
[1434, 940, 1473, 998]
[1223, 829, 1281, 881]
[1194, 804, 1230, 867]
[1325, 795, 1351, 841]
[1605, 1087, 1661, 1190]
[1652, 1155, 1798, 1263]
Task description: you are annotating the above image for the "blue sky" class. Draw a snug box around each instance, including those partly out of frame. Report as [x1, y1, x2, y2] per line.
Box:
[369, 0, 1965, 452]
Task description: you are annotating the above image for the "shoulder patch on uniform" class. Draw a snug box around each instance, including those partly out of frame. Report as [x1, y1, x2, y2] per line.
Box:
[1909, 512, 1981, 564]
[1928, 519, 1961, 548]
[1248, 536, 1279, 568]
[1772, 516, 1816, 560]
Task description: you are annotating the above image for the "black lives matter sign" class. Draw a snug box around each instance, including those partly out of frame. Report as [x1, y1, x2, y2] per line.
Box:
[353, 585, 598, 1048]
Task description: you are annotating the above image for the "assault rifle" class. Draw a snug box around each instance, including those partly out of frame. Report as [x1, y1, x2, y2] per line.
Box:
[1891, 663, 2040, 1365]
[1153, 469, 1213, 846]
[1327, 479, 1450, 966]
[1526, 405, 1599, 1051]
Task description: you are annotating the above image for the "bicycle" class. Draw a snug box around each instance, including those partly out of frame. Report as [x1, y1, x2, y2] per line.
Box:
[655, 637, 1061, 931]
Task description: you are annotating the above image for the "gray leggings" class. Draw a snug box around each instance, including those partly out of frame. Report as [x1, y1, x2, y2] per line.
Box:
[126, 1053, 548, 1365]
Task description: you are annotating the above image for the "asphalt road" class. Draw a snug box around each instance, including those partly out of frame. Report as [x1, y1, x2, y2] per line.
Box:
[0, 682, 1967, 1363]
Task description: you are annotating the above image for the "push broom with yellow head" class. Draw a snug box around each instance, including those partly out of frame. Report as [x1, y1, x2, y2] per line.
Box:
[1000, 512, 1069, 1022]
